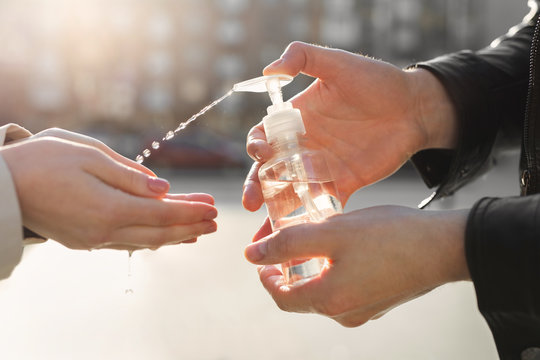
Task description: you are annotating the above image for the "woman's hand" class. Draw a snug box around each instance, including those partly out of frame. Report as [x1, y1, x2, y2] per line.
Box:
[1, 135, 217, 251]
[243, 42, 457, 211]
[244, 206, 469, 327]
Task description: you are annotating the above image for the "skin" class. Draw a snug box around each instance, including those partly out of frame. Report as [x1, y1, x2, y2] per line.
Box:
[245, 206, 469, 327]
[0, 128, 218, 251]
[243, 41, 457, 211]
[242, 42, 471, 326]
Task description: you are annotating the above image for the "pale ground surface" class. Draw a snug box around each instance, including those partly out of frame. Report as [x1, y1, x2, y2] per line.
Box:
[0, 152, 520, 360]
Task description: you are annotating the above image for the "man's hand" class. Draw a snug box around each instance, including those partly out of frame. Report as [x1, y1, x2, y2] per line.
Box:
[243, 41, 457, 211]
[244, 206, 469, 327]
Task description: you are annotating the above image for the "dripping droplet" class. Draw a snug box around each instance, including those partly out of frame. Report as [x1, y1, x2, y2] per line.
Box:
[143, 149, 151, 157]
[136, 155, 144, 164]
[125, 250, 134, 295]
[164, 131, 175, 140]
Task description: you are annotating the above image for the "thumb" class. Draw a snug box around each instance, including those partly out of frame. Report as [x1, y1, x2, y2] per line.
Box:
[85, 150, 170, 197]
[244, 222, 335, 265]
[263, 41, 344, 81]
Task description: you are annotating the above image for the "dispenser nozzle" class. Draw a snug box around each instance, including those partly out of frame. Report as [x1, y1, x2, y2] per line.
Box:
[232, 75, 293, 100]
[265, 76, 283, 105]
[233, 74, 296, 115]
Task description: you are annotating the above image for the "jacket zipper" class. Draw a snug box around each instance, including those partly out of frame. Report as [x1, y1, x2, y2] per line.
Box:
[523, 20, 540, 194]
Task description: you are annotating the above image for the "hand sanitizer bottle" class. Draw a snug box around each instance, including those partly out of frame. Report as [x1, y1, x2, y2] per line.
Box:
[234, 75, 343, 285]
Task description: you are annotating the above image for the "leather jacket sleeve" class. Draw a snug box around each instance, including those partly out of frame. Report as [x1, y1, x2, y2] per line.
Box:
[410, 2, 540, 357]
[466, 195, 540, 358]
[410, 1, 536, 205]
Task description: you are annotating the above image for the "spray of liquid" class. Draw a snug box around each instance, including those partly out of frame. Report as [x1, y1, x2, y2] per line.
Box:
[135, 89, 234, 164]
[128, 75, 293, 293]
[135, 75, 293, 164]
[129, 89, 233, 293]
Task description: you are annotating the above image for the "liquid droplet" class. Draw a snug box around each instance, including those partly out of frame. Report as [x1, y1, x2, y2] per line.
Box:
[165, 131, 175, 140]
[125, 250, 134, 295]
[136, 88, 233, 165]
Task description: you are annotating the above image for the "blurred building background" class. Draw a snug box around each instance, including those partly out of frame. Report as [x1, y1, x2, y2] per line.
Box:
[0, 0, 528, 168]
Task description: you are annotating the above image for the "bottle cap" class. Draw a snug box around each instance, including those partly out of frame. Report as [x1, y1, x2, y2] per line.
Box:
[263, 104, 306, 143]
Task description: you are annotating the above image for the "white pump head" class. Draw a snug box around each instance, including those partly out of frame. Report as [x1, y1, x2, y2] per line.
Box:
[233, 74, 292, 96]
[233, 74, 305, 143]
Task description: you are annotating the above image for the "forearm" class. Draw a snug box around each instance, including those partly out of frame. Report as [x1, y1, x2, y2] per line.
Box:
[409, 6, 533, 204]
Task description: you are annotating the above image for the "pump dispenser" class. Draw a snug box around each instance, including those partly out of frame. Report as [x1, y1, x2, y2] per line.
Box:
[234, 75, 343, 285]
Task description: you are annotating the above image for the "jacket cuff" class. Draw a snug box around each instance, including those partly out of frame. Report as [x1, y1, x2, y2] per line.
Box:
[411, 46, 528, 207]
[466, 196, 540, 358]
[0, 124, 46, 248]
[411, 52, 501, 201]
[0, 154, 24, 280]
[0, 123, 32, 144]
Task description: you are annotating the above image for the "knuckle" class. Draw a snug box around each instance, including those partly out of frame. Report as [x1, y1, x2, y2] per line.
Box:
[314, 292, 350, 318]
[273, 296, 295, 313]
[287, 41, 306, 53]
[38, 127, 64, 138]
[337, 317, 368, 328]
[268, 236, 290, 258]
[275, 301, 292, 313]
[123, 168, 144, 192]
[246, 141, 258, 157]
[246, 123, 264, 141]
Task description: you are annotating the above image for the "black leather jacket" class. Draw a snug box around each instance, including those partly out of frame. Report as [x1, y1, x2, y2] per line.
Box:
[410, 2, 540, 359]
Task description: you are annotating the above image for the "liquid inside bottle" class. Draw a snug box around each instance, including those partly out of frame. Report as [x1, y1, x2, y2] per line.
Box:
[259, 147, 343, 285]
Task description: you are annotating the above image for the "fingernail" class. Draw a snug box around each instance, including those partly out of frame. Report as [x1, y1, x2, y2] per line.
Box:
[264, 58, 283, 72]
[147, 177, 169, 193]
[204, 221, 218, 234]
[245, 240, 267, 262]
[254, 151, 263, 161]
[204, 209, 218, 220]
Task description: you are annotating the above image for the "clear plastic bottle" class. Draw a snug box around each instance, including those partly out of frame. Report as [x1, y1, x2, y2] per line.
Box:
[252, 76, 343, 285]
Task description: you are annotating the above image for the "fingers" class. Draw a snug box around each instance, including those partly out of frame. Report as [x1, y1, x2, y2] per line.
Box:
[165, 193, 215, 205]
[252, 217, 272, 243]
[244, 222, 336, 265]
[263, 41, 344, 81]
[123, 196, 218, 228]
[243, 122, 269, 212]
[85, 151, 170, 197]
[35, 128, 157, 177]
[257, 264, 391, 327]
[242, 161, 264, 212]
[95, 221, 217, 250]
[246, 123, 272, 162]
[257, 265, 323, 314]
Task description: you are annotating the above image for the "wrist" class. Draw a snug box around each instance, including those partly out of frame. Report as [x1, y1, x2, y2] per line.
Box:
[425, 209, 471, 285]
[406, 68, 458, 151]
